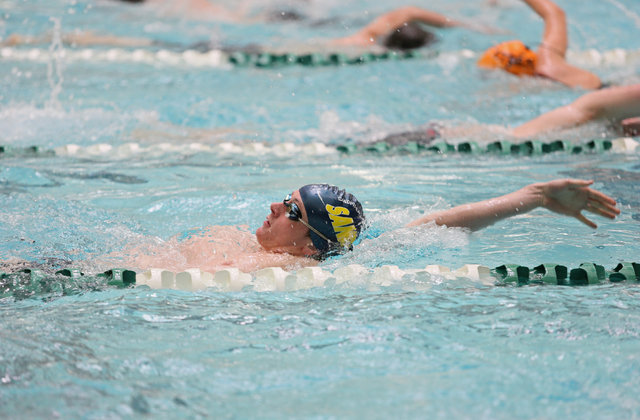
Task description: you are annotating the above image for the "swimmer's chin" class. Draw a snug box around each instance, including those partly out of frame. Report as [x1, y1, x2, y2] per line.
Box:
[254, 226, 267, 247]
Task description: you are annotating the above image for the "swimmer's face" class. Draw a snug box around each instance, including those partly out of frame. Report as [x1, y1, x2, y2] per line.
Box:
[255, 189, 316, 257]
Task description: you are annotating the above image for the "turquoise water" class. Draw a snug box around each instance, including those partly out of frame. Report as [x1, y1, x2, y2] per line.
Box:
[1, 0, 640, 418]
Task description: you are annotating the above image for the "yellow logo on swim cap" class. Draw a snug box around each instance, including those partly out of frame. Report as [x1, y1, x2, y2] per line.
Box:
[326, 204, 357, 246]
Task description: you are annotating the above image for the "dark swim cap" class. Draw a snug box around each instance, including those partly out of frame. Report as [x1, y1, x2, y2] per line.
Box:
[267, 10, 306, 22]
[298, 184, 365, 257]
[383, 22, 436, 51]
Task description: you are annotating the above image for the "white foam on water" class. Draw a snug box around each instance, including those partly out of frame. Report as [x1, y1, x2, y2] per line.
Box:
[0, 103, 134, 146]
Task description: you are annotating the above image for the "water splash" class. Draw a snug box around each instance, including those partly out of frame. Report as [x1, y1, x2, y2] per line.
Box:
[46, 17, 64, 110]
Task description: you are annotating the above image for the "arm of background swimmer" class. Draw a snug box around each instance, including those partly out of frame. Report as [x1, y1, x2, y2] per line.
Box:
[405, 179, 619, 231]
[1, 31, 154, 48]
[0, 33, 49, 46]
[523, 0, 567, 54]
[63, 31, 154, 47]
[523, 0, 601, 89]
[512, 84, 640, 138]
[356, 6, 461, 40]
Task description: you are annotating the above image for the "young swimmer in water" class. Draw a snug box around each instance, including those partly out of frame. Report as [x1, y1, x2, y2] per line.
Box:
[509, 83, 640, 137]
[1, 5, 493, 53]
[331, 6, 494, 50]
[385, 82, 640, 143]
[477, 0, 601, 89]
[121, 179, 619, 274]
[109, 0, 252, 23]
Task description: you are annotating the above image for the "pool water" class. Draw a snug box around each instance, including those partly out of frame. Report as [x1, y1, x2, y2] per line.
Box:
[1, 0, 640, 418]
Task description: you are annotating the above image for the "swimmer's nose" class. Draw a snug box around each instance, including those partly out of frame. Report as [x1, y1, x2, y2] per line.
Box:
[270, 201, 283, 216]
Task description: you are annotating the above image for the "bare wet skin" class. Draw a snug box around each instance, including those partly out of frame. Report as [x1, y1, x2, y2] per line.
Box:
[117, 226, 316, 274]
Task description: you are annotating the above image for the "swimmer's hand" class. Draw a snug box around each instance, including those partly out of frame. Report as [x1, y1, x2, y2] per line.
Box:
[537, 179, 620, 228]
[622, 116, 640, 137]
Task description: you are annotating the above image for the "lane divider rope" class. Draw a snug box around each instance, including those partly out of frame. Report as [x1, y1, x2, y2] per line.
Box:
[2, 46, 638, 68]
[1, 262, 638, 294]
[1, 137, 637, 159]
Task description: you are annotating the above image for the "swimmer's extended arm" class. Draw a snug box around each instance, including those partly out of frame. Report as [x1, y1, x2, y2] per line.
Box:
[0, 31, 154, 47]
[63, 31, 154, 47]
[523, 0, 567, 55]
[523, 0, 601, 89]
[150, 0, 253, 22]
[405, 179, 619, 231]
[0, 33, 48, 46]
[513, 83, 640, 137]
[332, 6, 461, 46]
[363, 6, 461, 32]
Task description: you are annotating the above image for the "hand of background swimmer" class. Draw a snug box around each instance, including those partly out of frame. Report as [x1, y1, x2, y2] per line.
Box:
[538, 179, 620, 228]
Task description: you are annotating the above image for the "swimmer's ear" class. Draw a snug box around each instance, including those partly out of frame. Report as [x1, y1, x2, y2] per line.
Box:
[301, 243, 317, 257]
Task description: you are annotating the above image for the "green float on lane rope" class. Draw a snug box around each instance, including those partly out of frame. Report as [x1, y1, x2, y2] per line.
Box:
[1, 137, 637, 160]
[609, 262, 640, 282]
[492, 264, 530, 285]
[335, 137, 636, 156]
[227, 49, 427, 68]
[532, 264, 568, 285]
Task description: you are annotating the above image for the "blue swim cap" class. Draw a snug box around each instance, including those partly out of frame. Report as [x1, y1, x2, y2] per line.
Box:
[298, 184, 365, 258]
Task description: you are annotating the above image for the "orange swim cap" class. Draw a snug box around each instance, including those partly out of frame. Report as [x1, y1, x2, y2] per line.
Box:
[477, 40, 537, 76]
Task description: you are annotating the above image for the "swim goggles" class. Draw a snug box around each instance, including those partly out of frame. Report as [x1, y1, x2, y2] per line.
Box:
[284, 194, 332, 244]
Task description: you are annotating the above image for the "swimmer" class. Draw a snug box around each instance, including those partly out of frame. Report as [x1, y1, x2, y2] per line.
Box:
[108, 0, 320, 24]
[0, 31, 154, 48]
[116, 179, 618, 274]
[0, 0, 249, 47]
[108, 0, 252, 23]
[622, 116, 640, 137]
[477, 0, 601, 89]
[378, 83, 640, 144]
[420, 83, 640, 140]
[511, 83, 640, 137]
[332, 6, 498, 51]
[0, 5, 493, 53]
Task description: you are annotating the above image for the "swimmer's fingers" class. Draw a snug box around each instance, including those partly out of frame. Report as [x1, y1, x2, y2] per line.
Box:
[577, 190, 620, 228]
[586, 187, 619, 208]
[575, 212, 597, 229]
[586, 196, 620, 220]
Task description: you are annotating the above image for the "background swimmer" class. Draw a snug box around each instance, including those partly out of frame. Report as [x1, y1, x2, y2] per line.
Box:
[107, 0, 252, 22]
[332, 6, 500, 51]
[376, 84, 640, 145]
[1, 4, 495, 53]
[478, 0, 601, 89]
[510, 83, 640, 137]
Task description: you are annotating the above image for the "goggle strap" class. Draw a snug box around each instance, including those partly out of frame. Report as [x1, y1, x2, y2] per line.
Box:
[298, 218, 332, 244]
